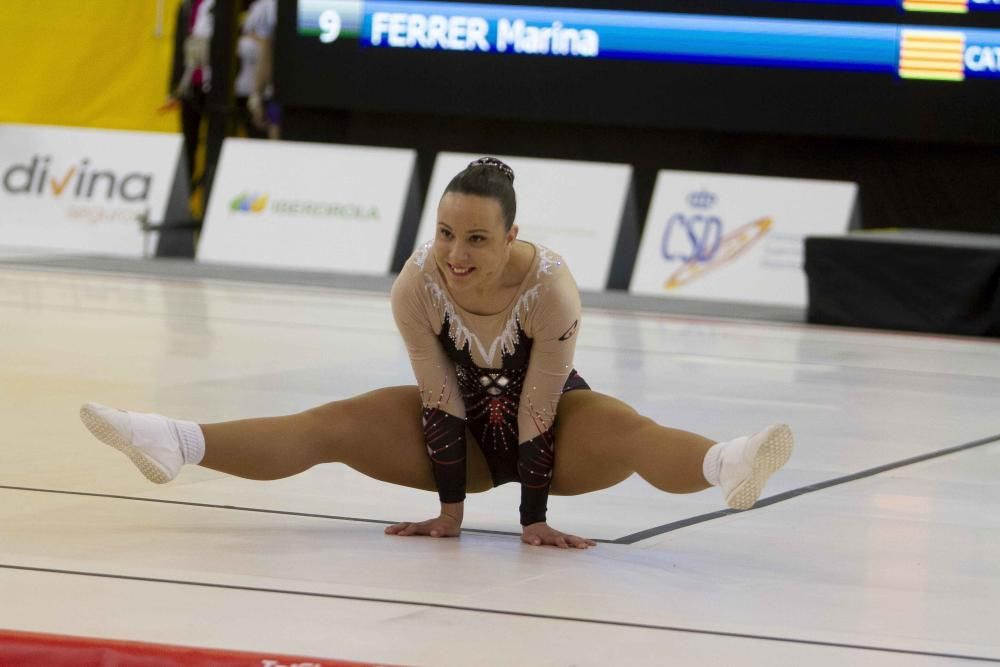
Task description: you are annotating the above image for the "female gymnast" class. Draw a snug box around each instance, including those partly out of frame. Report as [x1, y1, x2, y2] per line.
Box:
[80, 157, 793, 550]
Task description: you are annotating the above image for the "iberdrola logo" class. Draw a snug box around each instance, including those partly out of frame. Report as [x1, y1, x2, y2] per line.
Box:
[230, 192, 268, 213]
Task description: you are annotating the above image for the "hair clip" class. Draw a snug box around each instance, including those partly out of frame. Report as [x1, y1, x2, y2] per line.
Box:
[469, 157, 515, 183]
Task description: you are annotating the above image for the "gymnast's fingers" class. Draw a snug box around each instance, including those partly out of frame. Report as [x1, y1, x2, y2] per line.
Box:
[385, 521, 412, 535]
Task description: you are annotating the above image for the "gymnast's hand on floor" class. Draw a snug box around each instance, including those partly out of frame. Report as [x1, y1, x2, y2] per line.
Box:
[522, 522, 597, 549]
[385, 505, 463, 538]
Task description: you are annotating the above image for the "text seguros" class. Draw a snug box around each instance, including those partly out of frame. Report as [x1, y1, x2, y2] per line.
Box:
[369, 12, 600, 57]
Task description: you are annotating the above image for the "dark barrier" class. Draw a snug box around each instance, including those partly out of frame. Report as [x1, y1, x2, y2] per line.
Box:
[805, 230, 1000, 337]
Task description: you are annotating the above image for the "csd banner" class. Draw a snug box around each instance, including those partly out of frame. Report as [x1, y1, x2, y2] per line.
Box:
[416, 153, 631, 290]
[199, 139, 416, 273]
[630, 170, 857, 307]
[0, 124, 181, 255]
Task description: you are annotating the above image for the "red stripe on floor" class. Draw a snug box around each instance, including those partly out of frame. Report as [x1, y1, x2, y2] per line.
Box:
[0, 628, 393, 667]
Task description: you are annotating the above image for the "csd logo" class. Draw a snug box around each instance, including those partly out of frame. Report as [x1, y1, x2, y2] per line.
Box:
[661, 213, 723, 263]
[658, 188, 773, 290]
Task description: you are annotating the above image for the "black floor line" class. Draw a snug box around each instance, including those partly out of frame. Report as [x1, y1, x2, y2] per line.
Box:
[1, 564, 996, 663]
[0, 485, 614, 544]
[615, 431, 1000, 544]
[6, 429, 1000, 547]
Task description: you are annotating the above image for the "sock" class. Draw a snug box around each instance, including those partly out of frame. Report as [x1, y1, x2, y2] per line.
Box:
[702, 441, 726, 486]
[169, 418, 206, 466]
[126, 410, 205, 466]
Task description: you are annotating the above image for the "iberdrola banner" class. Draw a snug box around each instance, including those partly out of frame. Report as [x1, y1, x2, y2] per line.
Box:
[199, 138, 416, 273]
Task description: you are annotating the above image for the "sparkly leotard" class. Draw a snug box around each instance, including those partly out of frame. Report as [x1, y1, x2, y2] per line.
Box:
[390, 241, 588, 525]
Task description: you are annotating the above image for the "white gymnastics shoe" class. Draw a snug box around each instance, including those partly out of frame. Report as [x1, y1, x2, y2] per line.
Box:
[717, 423, 794, 510]
[79, 402, 204, 483]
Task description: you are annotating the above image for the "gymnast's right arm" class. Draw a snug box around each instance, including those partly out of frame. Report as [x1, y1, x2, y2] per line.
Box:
[389, 265, 468, 532]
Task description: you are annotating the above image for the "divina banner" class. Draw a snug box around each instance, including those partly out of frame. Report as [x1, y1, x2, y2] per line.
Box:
[198, 139, 416, 273]
[415, 153, 632, 291]
[0, 124, 182, 255]
[630, 170, 857, 308]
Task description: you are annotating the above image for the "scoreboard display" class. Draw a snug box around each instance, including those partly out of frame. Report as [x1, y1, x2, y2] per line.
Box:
[278, 0, 1000, 143]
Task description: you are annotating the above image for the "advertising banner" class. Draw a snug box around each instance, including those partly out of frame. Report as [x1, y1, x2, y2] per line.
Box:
[0, 124, 182, 255]
[199, 139, 416, 273]
[415, 153, 631, 290]
[630, 170, 857, 307]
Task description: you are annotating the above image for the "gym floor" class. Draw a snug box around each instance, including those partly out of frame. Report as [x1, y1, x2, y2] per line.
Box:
[1, 255, 998, 665]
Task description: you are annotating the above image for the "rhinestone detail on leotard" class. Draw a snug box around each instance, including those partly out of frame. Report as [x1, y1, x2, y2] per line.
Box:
[455, 365, 526, 453]
[424, 276, 540, 367]
[535, 245, 561, 277]
[413, 241, 431, 269]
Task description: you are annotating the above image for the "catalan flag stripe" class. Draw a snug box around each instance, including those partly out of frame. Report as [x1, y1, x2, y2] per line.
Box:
[900, 52, 964, 61]
[900, 70, 965, 81]
[904, 39, 964, 46]
[901, 45, 965, 54]
[903, 2, 968, 10]
[899, 60, 964, 71]
[903, 0, 968, 11]
[903, 32, 964, 42]
[904, 2, 968, 6]
[899, 59, 964, 66]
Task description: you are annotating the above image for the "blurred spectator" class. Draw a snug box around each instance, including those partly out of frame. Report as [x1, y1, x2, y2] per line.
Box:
[244, 0, 279, 139]
[234, 16, 267, 140]
[168, 0, 215, 190]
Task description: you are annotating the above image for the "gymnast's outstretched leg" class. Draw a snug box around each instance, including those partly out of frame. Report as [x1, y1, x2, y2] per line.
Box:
[79, 387, 494, 492]
[79, 387, 789, 522]
[549, 390, 792, 509]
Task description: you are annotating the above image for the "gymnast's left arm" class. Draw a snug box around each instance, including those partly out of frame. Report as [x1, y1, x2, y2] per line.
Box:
[517, 273, 595, 548]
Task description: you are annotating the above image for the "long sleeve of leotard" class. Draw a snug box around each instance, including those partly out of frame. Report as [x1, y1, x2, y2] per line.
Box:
[516, 265, 581, 525]
[390, 262, 468, 503]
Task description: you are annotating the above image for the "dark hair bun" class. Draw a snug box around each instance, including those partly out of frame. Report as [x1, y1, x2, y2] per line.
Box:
[445, 157, 518, 230]
[469, 157, 515, 184]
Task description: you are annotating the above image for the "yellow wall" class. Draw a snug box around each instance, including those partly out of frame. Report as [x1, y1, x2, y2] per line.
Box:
[0, 1, 183, 133]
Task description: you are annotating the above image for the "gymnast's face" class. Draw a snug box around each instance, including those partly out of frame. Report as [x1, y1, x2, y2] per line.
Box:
[433, 192, 517, 293]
